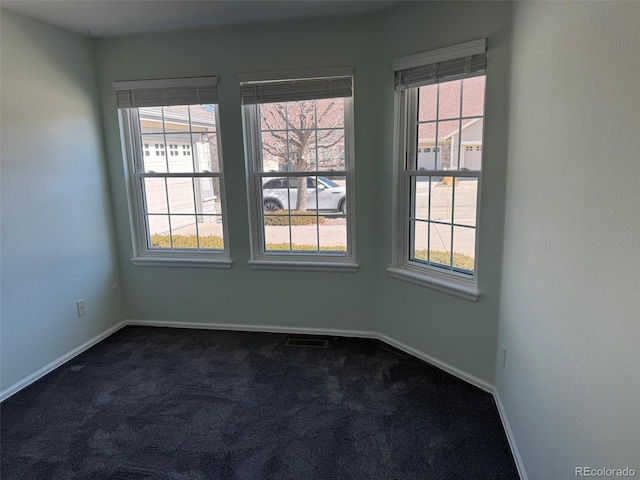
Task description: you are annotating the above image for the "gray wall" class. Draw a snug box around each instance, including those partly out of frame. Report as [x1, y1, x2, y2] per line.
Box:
[0, 11, 123, 391]
[95, 14, 380, 334]
[373, 1, 513, 383]
[496, 2, 640, 478]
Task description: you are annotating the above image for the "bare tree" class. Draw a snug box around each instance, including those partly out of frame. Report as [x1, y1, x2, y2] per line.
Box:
[260, 100, 344, 211]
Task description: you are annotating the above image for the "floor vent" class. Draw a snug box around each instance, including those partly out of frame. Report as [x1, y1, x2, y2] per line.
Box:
[285, 338, 329, 348]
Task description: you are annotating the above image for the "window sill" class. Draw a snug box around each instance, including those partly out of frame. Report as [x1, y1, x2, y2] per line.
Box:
[248, 259, 359, 273]
[130, 256, 233, 269]
[387, 266, 479, 302]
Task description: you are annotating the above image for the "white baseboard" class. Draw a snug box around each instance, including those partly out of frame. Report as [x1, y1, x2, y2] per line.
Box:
[125, 319, 377, 340]
[377, 332, 494, 393]
[125, 319, 493, 393]
[494, 389, 528, 480]
[0, 321, 127, 402]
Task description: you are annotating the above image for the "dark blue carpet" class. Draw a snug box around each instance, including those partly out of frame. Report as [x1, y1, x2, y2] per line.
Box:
[1, 326, 518, 479]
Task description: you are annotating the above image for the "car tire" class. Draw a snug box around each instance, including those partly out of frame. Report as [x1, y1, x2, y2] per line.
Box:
[264, 199, 282, 212]
[339, 199, 346, 215]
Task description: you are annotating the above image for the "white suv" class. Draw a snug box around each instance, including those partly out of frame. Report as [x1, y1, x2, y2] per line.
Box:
[262, 177, 346, 214]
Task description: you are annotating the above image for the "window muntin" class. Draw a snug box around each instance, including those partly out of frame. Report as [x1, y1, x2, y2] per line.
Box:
[242, 72, 355, 266]
[123, 104, 229, 257]
[392, 40, 486, 294]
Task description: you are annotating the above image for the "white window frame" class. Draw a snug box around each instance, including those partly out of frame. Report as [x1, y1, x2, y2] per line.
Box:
[240, 68, 357, 272]
[115, 77, 231, 268]
[388, 40, 487, 301]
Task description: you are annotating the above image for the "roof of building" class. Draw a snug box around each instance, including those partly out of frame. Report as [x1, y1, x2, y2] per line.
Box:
[138, 105, 216, 128]
[417, 76, 485, 140]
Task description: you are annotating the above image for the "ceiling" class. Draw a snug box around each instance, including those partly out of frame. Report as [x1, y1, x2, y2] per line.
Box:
[1, 0, 400, 38]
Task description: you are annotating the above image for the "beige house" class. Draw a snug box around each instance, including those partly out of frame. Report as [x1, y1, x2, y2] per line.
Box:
[417, 77, 484, 170]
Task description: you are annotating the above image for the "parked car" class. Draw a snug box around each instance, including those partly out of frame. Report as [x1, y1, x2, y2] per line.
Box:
[262, 176, 346, 214]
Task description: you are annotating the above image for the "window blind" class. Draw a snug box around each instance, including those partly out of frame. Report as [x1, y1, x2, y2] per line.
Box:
[113, 77, 218, 108]
[393, 39, 487, 90]
[240, 76, 353, 105]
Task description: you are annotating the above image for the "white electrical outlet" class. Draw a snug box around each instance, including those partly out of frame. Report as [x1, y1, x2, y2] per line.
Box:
[112, 284, 120, 299]
[502, 344, 507, 368]
[77, 300, 86, 317]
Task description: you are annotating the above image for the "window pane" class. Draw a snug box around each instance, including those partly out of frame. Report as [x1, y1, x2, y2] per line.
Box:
[316, 98, 344, 128]
[167, 178, 195, 214]
[412, 220, 429, 262]
[417, 123, 437, 170]
[190, 131, 218, 173]
[429, 223, 452, 268]
[261, 131, 288, 172]
[143, 178, 168, 214]
[316, 129, 345, 171]
[196, 177, 219, 216]
[291, 218, 319, 252]
[165, 133, 195, 173]
[141, 134, 167, 173]
[438, 80, 462, 120]
[462, 76, 485, 118]
[287, 131, 314, 173]
[316, 175, 347, 214]
[139, 107, 164, 134]
[452, 226, 475, 272]
[162, 106, 191, 133]
[453, 178, 478, 227]
[460, 119, 483, 171]
[262, 176, 292, 213]
[430, 177, 453, 223]
[436, 120, 459, 170]
[413, 176, 430, 221]
[147, 215, 171, 248]
[264, 215, 291, 252]
[260, 103, 288, 131]
[287, 101, 316, 130]
[319, 214, 347, 253]
[189, 104, 217, 129]
[170, 215, 199, 248]
[418, 84, 438, 122]
[197, 215, 224, 250]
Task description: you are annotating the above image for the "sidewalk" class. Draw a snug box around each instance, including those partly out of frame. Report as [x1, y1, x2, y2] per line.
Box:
[169, 182, 477, 257]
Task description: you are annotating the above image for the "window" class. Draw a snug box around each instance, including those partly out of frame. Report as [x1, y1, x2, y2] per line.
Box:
[240, 68, 356, 271]
[114, 76, 230, 268]
[389, 39, 487, 300]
